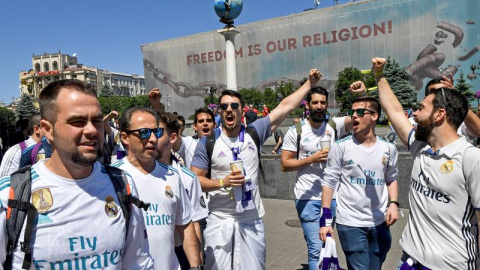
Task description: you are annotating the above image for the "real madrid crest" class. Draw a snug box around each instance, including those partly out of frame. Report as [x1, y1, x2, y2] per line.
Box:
[105, 195, 119, 218]
[326, 130, 332, 137]
[165, 185, 174, 199]
[32, 188, 53, 213]
[441, 160, 454, 174]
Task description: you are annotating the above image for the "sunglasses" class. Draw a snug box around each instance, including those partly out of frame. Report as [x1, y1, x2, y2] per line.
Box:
[348, 108, 376, 117]
[219, 102, 240, 110]
[125, 127, 164, 139]
[440, 88, 448, 109]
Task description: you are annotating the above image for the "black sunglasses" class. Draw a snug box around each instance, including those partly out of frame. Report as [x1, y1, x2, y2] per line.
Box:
[125, 127, 164, 139]
[220, 102, 240, 110]
[348, 108, 376, 117]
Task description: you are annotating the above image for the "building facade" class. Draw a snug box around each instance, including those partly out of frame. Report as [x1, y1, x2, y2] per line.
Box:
[19, 51, 145, 98]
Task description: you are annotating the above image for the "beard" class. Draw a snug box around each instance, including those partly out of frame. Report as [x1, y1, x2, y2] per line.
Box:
[71, 148, 101, 166]
[309, 108, 326, 123]
[415, 114, 435, 142]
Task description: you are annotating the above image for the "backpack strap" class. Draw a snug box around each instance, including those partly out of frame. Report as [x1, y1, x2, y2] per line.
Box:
[295, 121, 302, 159]
[205, 131, 218, 179]
[104, 165, 150, 240]
[29, 143, 42, 166]
[245, 126, 266, 184]
[192, 135, 199, 140]
[5, 166, 36, 270]
[19, 141, 27, 153]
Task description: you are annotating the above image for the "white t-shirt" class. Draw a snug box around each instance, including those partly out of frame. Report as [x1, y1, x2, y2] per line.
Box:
[109, 128, 126, 164]
[191, 119, 271, 222]
[0, 137, 36, 178]
[282, 118, 347, 200]
[0, 160, 153, 269]
[322, 135, 398, 227]
[399, 130, 480, 269]
[177, 136, 199, 170]
[113, 159, 192, 270]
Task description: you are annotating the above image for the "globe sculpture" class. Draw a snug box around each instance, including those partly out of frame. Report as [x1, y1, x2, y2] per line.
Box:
[214, 0, 243, 27]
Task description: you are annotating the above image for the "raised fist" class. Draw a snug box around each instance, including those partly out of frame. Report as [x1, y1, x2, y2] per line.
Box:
[371, 57, 386, 75]
[308, 69, 323, 86]
[349, 81, 367, 95]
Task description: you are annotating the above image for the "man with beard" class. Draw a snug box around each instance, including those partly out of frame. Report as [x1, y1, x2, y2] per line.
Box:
[113, 107, 201, 270]
[156, 112, 208, 269]
[351, 58, 480, 269]
[0, 80, 153, 269]
[319, 96, 399, 270]
[280, 86, 352, 270]
[190, 69, 323, 270]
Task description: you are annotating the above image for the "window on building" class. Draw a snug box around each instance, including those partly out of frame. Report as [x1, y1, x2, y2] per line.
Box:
[44, 62, 49, 72]
[35, 63, 41, 73]
[52, 61, 58, 71]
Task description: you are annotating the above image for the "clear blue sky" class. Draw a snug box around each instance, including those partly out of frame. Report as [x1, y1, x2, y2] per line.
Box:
[0, 0, 351, 104]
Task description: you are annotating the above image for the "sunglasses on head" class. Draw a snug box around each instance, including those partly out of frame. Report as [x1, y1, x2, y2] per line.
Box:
[219, 102, 240, 110]
[125, 127, 164, 139]
[348, 108, 376, 117]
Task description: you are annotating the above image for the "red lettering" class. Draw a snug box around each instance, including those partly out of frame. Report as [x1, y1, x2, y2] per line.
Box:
[201, 53, 207, 63]
[277, 39, 286, 52]
[373, 22, 385, 36]
[208, 51, 214, 62]
[193, 54, 200, 64]
[254, 44, 261, 55]
[359, 25, 371, 38]
[330, 30, 338, 43]
[351, 27, 359, 40]
[215, 51, 223, 61]
[187, 55, 192, 65]
[322, 32, 331, 44]
[288, 38, 297, 50]
[313, 33, 322, 46]
[338, 29, 350, 41]
[247, 45, 253, 56]
[235, 47, 243, 58]
[303, 35, 312, 47]
[266, 41, 276, 53]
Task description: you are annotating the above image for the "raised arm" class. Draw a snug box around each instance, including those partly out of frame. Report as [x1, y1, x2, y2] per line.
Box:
[463, 111, 480, 137]
[352, 58, 413, 145]
[148, 88, 165, 115]
[103, 111, 118, 135]
[269, 69, 322, 132]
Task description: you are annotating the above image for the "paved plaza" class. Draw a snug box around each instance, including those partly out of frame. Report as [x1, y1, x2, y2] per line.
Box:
[263, 198, 408, 270]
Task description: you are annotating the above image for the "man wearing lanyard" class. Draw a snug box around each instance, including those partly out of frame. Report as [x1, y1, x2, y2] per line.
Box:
[190, 69, 323, 270]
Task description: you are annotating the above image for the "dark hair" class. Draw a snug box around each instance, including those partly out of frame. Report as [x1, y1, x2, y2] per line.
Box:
[28, 113, 41, 134]
[39, 79, 97, 124]
[194, 108, 214, 124]
[159, 112, 181, 134]
[424, 78, 443, 97]
[119, 107, 160, 133]
[429, 88, 468, 130]
[177, 115, 185, 126]
[218, 90, 245, 108]
[352, 96, 382, 120]
[306, 86, 329, 103]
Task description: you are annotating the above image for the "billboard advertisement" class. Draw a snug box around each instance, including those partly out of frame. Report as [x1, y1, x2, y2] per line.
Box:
[142, 0, 480, 117]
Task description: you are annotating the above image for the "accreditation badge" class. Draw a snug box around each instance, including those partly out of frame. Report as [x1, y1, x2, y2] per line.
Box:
[32, 188, 53, 213]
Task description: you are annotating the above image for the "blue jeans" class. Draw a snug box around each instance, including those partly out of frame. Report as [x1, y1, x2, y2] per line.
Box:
[337, 222, 391, 270]
[295, 199, 337, 270]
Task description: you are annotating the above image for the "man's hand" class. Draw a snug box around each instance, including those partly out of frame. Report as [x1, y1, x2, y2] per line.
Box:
[371, 57, 387, 76]
[441, 72, 454, 88]
[223, 171, 246, 187]
[271, 150, 277, 154]
[310, 149, 329, 163]
[308, 69, 323, 87]
[319, 226, 334, 242]
[104, 110, 119, 121]
[148, 88, 162, 104]
[349, 81, 367, 95]
[385, 204, 399, 226]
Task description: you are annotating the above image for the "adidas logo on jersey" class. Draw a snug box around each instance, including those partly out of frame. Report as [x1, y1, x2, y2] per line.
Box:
[346, 159, 355, 165]
[218, 151, 227, 157]
[303, 137, 310, 143]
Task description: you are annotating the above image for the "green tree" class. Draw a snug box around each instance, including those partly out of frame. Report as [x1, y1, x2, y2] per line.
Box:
[262, 88, 279, 110]
[203, 86, 218, 106]
[455, 71, 475, 103]
[99, 95, 153, 117]
[0, 107, 16, 126]
[99, 85, 115, 97]
[383, 57, 417, 108]
[239, 87, 262, 107]
[16, 94, 37, 122]
[335, 67, 376, 112]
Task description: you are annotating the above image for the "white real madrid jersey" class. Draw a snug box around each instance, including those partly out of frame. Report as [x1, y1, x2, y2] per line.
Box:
[282, 118, 347, 200]
[322, 135, 398, 227]
[400, 131, 480, 269]
[0, 160, 153, 270]
[114, 159, 192, 270]
[177, 136, 199, 170]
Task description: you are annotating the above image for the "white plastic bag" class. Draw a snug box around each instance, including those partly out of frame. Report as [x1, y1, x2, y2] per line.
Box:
[317, 235, 343, 270]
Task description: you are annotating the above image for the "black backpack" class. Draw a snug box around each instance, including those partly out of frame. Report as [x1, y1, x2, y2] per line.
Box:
[204, 126, 266, 183]
[3, 165, 150, 270]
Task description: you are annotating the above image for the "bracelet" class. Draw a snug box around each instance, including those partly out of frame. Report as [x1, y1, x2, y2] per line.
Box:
[374, 71, 384, 78]
[388, 200, 400, 208]
[219, 178, 224, 189]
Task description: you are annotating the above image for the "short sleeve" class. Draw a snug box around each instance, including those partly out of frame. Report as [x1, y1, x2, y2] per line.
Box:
[190, 138, 209, 171]
[281, 127, 298, 152]
[250, 116, 272, 145]
[407, 128, 427, 157]
[332, 116, 347, 138]
[175, 177, 193, 226]
[385, 144, 399, 184]
[322, 142, 343, 190]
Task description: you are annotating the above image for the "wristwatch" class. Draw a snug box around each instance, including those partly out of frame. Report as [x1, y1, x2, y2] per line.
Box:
[190, 266, 204, 270]
[388, 200, 400, 208]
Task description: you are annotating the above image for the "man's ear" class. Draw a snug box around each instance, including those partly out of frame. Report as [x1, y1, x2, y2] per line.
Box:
[434, 108, 447, 125]
[170, 132, 178, 144]
[40, 119, 53, 142]
[120, 132, 129, 150]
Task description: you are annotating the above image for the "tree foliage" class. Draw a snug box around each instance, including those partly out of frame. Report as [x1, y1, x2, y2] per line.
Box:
[99, 85, 115, 97]
[99, 95, 153, 116]
[203, 86, 219, 105]
[239, 88, 263, 107]
[335, 67, 376, 112]
[383, 57, 417, 108]
[455, 71, 475, 103]
[16, 94, 37, 122]
[0, 107, 16, 126]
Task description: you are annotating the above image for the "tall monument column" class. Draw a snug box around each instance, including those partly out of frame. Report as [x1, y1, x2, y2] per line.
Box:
[214, 0, 243, 91]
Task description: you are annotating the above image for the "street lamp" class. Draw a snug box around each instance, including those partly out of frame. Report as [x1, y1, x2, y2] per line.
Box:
[206, 86, 217, 104]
